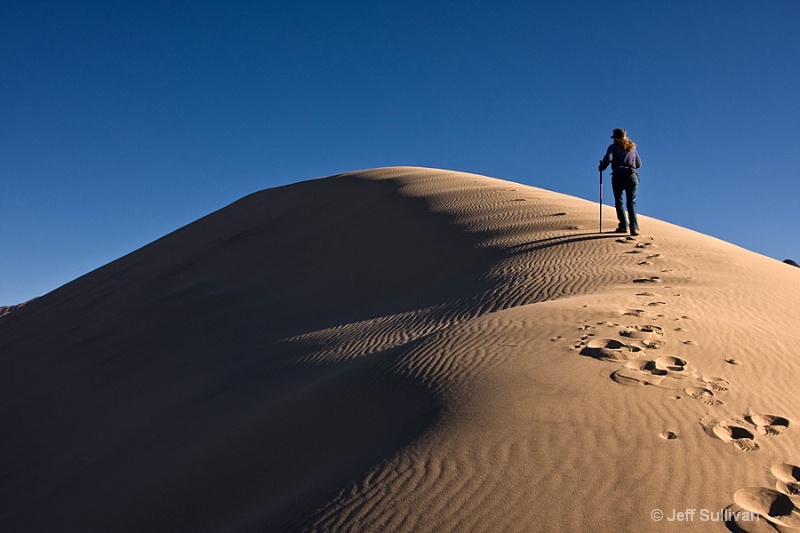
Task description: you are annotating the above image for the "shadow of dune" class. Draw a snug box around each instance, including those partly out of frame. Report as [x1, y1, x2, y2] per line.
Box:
[505, 231, 623, 256]
[0, 173, 500, 532]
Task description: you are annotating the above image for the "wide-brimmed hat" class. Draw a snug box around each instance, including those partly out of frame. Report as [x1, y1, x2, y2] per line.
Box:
[611, 128, 627, 138]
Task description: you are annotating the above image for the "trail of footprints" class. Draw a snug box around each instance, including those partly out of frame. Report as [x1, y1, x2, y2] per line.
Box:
[566, 236, 792, 454]
[566, 235, 799, 527]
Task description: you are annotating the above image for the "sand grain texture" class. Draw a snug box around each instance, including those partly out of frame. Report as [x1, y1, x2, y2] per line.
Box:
[2, 167, 799, 532]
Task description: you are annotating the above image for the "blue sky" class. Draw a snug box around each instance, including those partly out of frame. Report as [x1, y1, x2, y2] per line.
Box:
[2, 0, 798, 305]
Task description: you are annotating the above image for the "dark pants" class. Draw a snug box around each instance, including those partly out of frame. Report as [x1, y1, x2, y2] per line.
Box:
[612, 172, 639, 231]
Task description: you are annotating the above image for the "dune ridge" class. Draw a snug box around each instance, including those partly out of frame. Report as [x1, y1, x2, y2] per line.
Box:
[2, 167, 799, 532]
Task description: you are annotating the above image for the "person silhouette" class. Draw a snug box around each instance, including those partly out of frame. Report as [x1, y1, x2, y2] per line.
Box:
[599, 128, 642, 236]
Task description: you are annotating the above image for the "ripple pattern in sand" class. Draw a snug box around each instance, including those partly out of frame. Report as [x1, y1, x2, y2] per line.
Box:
[297, 429, 614, 533]
[263, 168, 800, 531]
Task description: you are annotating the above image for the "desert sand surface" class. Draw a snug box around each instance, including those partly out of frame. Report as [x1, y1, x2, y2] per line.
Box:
[2, 167, 799, 532]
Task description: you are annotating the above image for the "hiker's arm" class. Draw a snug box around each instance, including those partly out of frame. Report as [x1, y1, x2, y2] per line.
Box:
[599, 146, 613, 171]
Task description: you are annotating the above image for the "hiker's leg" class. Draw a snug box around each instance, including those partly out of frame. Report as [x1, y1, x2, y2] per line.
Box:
[626, 175, 639, 231]
[612, 177, 628, 229]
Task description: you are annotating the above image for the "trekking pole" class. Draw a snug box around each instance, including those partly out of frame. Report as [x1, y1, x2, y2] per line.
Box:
[598, 161, 603, 233]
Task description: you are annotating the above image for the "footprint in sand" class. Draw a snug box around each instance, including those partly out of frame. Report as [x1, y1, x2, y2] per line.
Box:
[705, 418, 760, 451]
[733, 487, 800, 528]
[701, 376, 731, 392]
[619, 324, 664, 339]
[641, 339, 665, 350]
[746, 413, 790, 436]
[684, 386, 724, 406]
[611, 357, 694, 389]
[692, 377, 729, 398]
[653, 355, 689, 372]
[633, 276, 662, 284]
[619, 308, 647, 318]
[580, 339, 643, 362]
[611, 364, 665, 387]
[660, 431, 678, 440]
[728, 465, 800, 530]
[772, 463, 800, 496]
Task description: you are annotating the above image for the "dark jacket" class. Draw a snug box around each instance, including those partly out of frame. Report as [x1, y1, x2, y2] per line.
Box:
[600, 143, 641, 177]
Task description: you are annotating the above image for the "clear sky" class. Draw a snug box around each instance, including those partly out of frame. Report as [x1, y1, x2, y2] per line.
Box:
[2, 0, 798, 305]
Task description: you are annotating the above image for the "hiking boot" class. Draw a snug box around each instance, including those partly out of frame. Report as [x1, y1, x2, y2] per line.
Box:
[614, 226, 628, 233]
[630, 229, 640, 236]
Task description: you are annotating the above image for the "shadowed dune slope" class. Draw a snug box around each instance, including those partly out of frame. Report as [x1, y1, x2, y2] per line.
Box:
[2, 167, 799, 532]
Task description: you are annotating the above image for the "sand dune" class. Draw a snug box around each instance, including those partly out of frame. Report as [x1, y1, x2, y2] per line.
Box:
[2, 167, 799, 532]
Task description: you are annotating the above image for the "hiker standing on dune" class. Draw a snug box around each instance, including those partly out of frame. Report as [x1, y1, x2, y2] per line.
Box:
[599, 128, 642, 236]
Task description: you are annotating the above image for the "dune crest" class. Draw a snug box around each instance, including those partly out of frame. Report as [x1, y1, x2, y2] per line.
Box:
[2, 167, 799, 532]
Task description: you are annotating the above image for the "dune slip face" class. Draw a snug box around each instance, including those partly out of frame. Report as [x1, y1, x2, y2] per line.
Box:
[2, 167, 799, 532]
